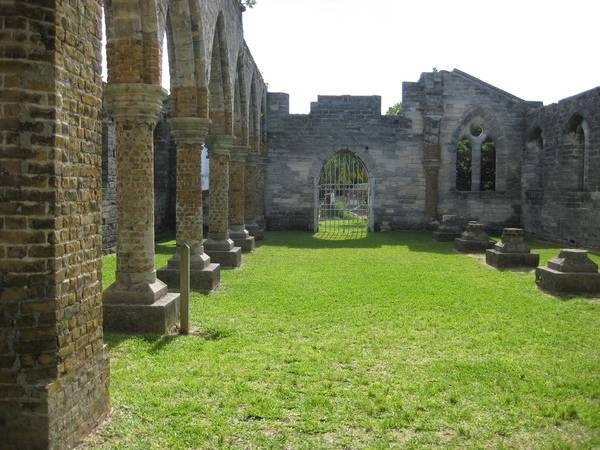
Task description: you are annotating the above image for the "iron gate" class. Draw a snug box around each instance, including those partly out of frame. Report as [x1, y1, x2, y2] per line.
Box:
[314, 150, 372, 234]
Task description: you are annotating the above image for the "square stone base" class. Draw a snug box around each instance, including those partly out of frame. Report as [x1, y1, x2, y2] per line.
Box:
[233, 236, 255, 253]
[206, 247, 242, 268]
[454, 238, 494, 253]
[433, 231, 461, 242]
[157, 263, 220, 293]
[103, 293, 180, 334]
[486, 249, 539, 269]
[247, 224, 264, 241]
[536, 266, 600, 294]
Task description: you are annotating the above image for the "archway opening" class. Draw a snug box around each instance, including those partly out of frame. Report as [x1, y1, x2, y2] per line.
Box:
[316, 150, 370, 235]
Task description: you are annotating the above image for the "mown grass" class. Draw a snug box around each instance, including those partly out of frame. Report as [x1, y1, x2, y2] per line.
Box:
[88, 231, 600, 449]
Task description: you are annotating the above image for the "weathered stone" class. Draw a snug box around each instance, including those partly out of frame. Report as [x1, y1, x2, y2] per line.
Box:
[486, 228, 539, 269]
[433, 215, 463, 242]
[454, 221, 494, 253]
[102, 83, 180, 333]
[536, 249, 600, 294]
[205, 135, 243, 268]
[229, 145, 256, 253]
[156, 117, 221, 292]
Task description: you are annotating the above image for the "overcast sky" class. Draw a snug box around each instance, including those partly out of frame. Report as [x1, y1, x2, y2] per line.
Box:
[242, 0, 600, 114]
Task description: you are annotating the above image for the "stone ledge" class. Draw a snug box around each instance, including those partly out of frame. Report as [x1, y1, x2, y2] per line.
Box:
[157, 263, 220, 293]
[454, 238, 494, 253]
[233, 235, 255, 253]
[206, 247, 242, 268]
[486, 249, 539, 269]
[103, 293, 180, 334]
[535, 267, 600, 294]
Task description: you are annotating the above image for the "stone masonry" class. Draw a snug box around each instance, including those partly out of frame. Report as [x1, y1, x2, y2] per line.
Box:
[0, 1, 109, 448]
[264, 70, 598, 249]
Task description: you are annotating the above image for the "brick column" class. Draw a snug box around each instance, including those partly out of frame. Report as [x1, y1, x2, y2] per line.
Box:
[102, 84, 180, 334]
[245, 153, 262, 239]
[204, 135, 242, 268]
[229, 145, 255, 252]
[157, 118, 220, 292]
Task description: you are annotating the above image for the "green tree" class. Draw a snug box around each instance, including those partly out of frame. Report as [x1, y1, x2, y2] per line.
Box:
[386, 102, 402, 115]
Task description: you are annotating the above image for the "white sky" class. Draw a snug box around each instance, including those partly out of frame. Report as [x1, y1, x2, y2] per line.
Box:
[242, 0, 600, 114]
[101, 1, 599, 115]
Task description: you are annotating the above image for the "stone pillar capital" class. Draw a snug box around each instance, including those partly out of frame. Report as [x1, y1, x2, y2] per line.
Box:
[168, 117, 211, 146]
[104, 83, 166, 122]
[206, 134, 234, 156]
[230, 145, 250, 162]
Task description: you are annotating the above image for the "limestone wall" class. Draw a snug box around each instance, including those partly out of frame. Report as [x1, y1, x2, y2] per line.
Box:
[523, 88, 600, 248]
[265, 94, 426, 231]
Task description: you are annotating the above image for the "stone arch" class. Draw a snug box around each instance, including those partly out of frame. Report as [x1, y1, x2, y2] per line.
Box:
[105, 0, 163, 85]
[233, 48, 249, 146]
[563, 113, 590, 191]
[310, 147, 376, 182]
[449, 107, 506, 192]
[208, 12, 233, 136]
[249, 71, 261, 153]
[524, 126, 544, 190]
[165, 0, 207, 117]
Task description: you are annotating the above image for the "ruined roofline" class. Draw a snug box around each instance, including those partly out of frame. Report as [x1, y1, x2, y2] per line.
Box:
[451, 69, 542, 106]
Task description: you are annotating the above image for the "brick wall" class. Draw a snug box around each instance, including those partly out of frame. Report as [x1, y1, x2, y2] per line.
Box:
[0, 1, 109, 448]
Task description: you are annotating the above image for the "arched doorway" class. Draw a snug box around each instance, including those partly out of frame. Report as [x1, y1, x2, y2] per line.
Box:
[315, 149, 373, 233]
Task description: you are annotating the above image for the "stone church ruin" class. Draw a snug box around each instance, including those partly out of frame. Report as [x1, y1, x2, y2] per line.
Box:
[0, 0, 598, 448]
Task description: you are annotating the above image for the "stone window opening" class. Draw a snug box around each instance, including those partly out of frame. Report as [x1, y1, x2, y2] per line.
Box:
[455, 121, 496, 192]
[564, 113, 590, 191]
[524, 127, 544, 190]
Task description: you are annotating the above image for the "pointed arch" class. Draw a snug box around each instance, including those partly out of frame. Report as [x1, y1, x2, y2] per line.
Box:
[450, 106, 505, 192]
[208, 12, 233, 135]
[249, 71, 261, 153]
[233, 47, 249, 145]
[564, 113, 590, 191]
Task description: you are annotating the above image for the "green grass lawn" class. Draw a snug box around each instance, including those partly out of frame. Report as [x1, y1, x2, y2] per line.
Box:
[89, 231, 600, 449]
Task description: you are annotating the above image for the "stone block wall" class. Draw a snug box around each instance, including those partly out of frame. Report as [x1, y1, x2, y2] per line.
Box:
[523, 88, 600, 248]
[0, 1, 109, 448]
[102, 108, 117, 253]
[265, 94, 426, 231]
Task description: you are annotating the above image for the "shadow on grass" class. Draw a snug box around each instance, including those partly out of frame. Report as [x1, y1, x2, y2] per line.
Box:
[260, 230, 458, 254]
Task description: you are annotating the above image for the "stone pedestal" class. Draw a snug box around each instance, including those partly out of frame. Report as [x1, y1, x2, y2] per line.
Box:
[454, 221, 494, 253]
[536, 249, 600, 294]
[433, 214, 462, 241]
[205, 135, 242, 268]
[103, 84, 180, 334]
[229, 145, 255, 252]
[486, 228, 539, 269]
[156, 118, 220, 292]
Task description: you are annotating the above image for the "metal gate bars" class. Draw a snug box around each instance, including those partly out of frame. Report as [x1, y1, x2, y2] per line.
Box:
[315, 149, 371, 235]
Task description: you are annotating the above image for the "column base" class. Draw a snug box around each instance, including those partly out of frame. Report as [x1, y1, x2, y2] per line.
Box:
[454, 238, 494, 253]
[246, 222, 264, 241]
[535, 267, 600, 294]
[103, 292, 180, 334]
[157, 263, 220, 293]
[433, 230, 461, 242]
[485, 249, 539, 269]
[205, 247, 242, 268]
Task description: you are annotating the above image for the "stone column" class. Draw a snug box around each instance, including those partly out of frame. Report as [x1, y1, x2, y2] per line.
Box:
[157, 118, 220, 292]
[204, 135, 242, 268]
[102, 84, 180, 334]
[229, 145, 255, 252]
[245, 153, 262, 239]
[254, 156, 267, 236]
[471, 138, 484, 191]
[423, 144, 441, 220]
